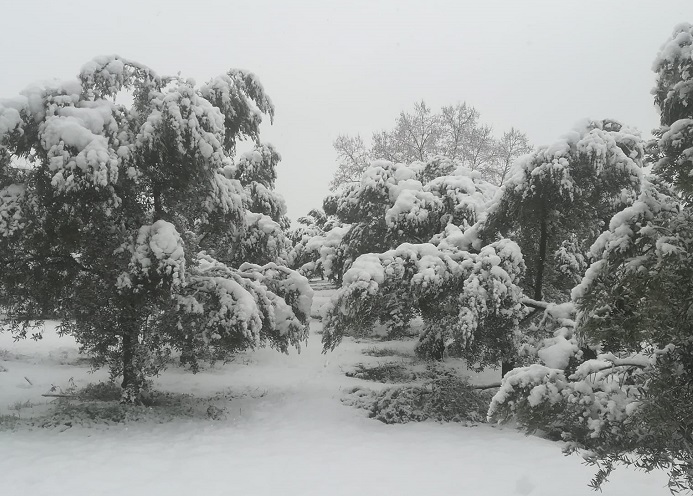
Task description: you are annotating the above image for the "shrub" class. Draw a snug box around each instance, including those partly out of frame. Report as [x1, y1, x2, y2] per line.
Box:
[345, 362, 418, 383]
[345, 375, 492, 424]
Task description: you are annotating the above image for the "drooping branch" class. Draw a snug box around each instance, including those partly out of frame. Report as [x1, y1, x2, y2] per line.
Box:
[1, 254, 107, 280]
[588, 361, 649, 374]
[521, 298, 550, 310]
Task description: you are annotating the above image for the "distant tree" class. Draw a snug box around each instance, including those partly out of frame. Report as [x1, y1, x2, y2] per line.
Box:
[438, 103, 479, 161]
[329, 135, 371, 190]
[486, 127, 533, 185]
[287, 208, 343, 279]
[462, 124, 495, 173]
[372, 101, 441, 163]
[0, 56, 312, 403]
[330, 101, 532, 190]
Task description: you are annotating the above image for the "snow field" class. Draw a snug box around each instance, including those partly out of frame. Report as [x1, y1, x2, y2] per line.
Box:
[0, 287, 671, 496]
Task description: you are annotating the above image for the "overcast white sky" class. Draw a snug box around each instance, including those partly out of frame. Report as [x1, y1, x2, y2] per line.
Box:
[0, 0, 690, 220]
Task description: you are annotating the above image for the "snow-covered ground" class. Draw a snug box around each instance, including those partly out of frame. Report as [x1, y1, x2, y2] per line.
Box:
[0, 287, 671, 496]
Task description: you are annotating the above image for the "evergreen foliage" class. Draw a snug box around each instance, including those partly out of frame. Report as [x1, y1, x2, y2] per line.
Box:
[480, 119, 644, 301]
[489, 23, 693, 492]
[0, 56, 312, 403]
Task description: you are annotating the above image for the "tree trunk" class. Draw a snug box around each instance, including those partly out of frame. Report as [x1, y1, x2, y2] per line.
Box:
[120, 324, 142, 404]
[153, 186, 164, 222]
[534, 212, 548, 301]
[180, 334, 195, 370]
[501, 360, 515, 378]
[501, 210, 549, 380]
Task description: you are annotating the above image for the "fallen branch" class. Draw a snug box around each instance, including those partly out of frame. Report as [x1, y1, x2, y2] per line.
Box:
[41, 393, 79, 398]
[472, 382, 501, 390]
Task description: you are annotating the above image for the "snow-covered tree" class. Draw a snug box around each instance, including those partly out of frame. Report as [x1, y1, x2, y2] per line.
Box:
[321, 160, 505, 347]
[323, 118, 647, 375]
[329, 135, 371, 191]
[489, 180, 693, 492]
[322, 237, 527, 366]
[651, 22, 693, 200]
[325, 157, 497, 282]
[287, 208, 344, 280]
[489, 23, 693, 492]
[479, 119, 644, 302]
[0, 56, 312, 402]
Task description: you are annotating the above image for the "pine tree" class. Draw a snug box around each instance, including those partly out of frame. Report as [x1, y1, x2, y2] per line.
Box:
[488, 23, 693, 492]
[0, 56, 312, 403]
[480, 119, 644, 303]
[320, 160, 508, 351]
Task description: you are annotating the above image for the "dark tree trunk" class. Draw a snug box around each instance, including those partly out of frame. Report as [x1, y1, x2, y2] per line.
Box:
[120, 324, 142, 404]
[153, 186, 164, 222]
[501, 360, 515, 378]
[534, 212, 548, 301]
[180, 334, 196, 370]
[501, 209, 549, 381]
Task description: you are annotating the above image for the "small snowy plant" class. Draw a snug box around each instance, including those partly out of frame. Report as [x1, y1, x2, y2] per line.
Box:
[0, 56, 312, 403]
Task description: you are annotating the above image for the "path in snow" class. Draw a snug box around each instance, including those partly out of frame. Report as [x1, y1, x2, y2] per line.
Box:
[0, 286, 672, 496]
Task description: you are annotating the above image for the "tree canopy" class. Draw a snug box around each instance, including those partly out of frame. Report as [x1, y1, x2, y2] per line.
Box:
[0, 56, 312, 403]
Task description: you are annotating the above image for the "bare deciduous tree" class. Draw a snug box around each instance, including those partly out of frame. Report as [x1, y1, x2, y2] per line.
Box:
[331, 101, 532, 189]
[489, 127, 534, 185]
[330, 134, 371, 190]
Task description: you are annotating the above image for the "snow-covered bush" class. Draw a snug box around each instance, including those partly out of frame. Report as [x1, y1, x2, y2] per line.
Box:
[0, 56, 311, 402]
[318, 159, 510, 348]
[346, 373, 492, 424]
